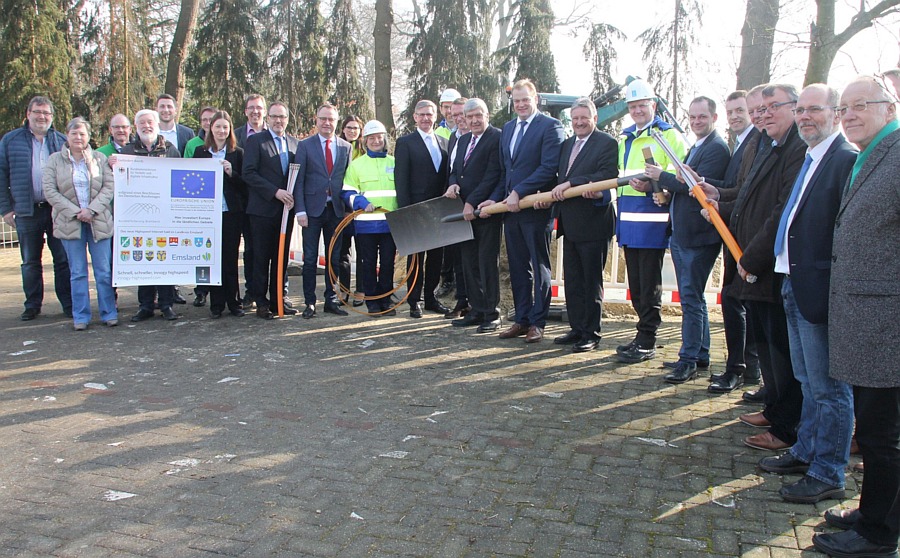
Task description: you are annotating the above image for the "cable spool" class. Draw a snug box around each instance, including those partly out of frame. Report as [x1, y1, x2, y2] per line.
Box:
[326, 208, 419, 316]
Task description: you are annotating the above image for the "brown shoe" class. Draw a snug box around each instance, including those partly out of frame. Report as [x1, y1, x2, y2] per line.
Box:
[739, 412, 771, 428]
[525, 325, 543, 343]
[744, 431, 790, 451]
[499, 323, 528, 339]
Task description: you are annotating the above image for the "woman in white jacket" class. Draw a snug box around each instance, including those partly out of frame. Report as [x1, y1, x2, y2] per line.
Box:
[43, 117, 116, 330]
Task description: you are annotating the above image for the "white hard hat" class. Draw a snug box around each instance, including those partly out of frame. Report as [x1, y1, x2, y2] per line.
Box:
[439, 88, 462, 103]
[625, 79, 656, 103]
[362, 120, 387, 137]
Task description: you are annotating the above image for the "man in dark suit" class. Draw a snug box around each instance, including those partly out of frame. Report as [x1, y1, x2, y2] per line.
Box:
[704, 84, 806, 452]
[235, 94, 267, 305]
[293, 102, 351, 319]
[538, 97, 617, 352]
[708, 88, 764, 393]
[812, 76, 900, 558]
[646, 96, 729, 383]
[156, 94, 195, 156]
[445, 98, 503, 333]
[395, 99, 451, 318]
[483, 79, 564, 343]
[243, 101, 299, 319]
[442, 96, 470, 318]
[755, 84, 857, 505]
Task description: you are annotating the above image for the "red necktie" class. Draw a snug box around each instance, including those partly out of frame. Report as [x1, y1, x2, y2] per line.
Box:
[325, 138, 333, 174]
[464, 136, 478, 165]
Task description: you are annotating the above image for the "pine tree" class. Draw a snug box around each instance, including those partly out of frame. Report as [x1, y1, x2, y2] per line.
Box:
[0, 0, 74, 132]
[497, 0, 558, 94]
[402, 0, 498, 128]
[326, 0, 371, 119]
[187, 0, 266, 120]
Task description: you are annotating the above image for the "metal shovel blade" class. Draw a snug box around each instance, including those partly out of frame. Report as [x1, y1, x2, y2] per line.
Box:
[385, 196, 474, 257]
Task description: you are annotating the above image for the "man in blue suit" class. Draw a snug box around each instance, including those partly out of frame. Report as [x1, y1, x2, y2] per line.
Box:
[243, 101, 300, 319]
[757, 84, 857, 505]
[293, 103, 351, 319]
[481, 79, 564, 343]
[646, 96, 730, 383]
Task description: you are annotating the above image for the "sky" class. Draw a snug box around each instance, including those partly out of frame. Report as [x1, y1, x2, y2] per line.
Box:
[549, 0, 900, 111]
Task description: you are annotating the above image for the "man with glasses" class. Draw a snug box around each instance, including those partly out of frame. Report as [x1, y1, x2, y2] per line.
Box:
[702, 84, 806, 452]
[395, 99, 451, 318]
[292, 103, 351, 319]
[97, 114, 132, 156]
[243, 102, 299, 319]
[235, 94, 268, 307]
[812, 76, 900, 558]
[756, 84, 857, 504]
[0, 96, 72, 321]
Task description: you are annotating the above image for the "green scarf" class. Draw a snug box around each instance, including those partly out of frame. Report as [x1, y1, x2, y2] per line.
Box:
[849, 119, 900, 188]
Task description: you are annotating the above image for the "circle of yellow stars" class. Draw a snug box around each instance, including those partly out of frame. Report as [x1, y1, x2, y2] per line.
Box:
[180, 171, 206, 196]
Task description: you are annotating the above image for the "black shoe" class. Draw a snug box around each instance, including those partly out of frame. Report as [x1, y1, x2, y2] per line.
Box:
[452, 314, 482, 327]
[708, 371, 744, 393]
[444, 301, 470, 318]
[382, 307, 397, 316]
[301, 305, 316, 319]
[193, 292, 207, 307]
[242, 292, 254, 308]
[20, 308, 40, 321]
[229, 308, 246, 317]
[279, 306, 298, 315]
[161, 307, 178, 321]
[664, 361, 698, 384]
[173, 290, 187, 304]
[779, 475, 845, 504]
[618, 345, 656, 364]
[283, 298, 294, 309]
[352, 298, 365, 307]
[424, 300, 451, 314]
[823, 508, 861, 531]
[758, 452, 809, 474]
[743, 386, 768, 403]
[256, 307, 274, 320]
[813, 530, 898, 558]
[573, 338, 600, 353]
[664, 359, 709, 369]
[477, 320, 501, 333]
[554, 330, 581, 345]
[743, 373, 761, 386]
[131, 309, 154, 322]
[409, 304, 423, 319]
[210, 310, 223, 319]
[616, 339, 638, 355]
[324, 301, 348, 316]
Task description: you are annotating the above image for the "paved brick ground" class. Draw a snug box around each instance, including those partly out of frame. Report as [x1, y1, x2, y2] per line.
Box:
[0, 248, 861, 557]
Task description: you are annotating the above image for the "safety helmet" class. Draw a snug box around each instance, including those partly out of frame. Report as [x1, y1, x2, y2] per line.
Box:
[625, 79, 656, 103]
[362, 120, 387, 137]
[439, 88, 462, 104]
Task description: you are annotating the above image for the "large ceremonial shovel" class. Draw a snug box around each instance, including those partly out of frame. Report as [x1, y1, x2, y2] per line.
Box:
[649, 130, 756, 283]
[276, 163, 302, 317]
[441, 174, 647, 222]
[385, 196, 474, 257]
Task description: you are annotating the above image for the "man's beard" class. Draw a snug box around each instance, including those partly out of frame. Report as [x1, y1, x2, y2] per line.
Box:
[138, 131, 158, 146]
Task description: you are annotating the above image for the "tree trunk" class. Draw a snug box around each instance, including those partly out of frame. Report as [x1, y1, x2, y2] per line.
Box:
[735, 0, 779, 90]
[164, 0, 200, 112]
[374, 0, 393, 132]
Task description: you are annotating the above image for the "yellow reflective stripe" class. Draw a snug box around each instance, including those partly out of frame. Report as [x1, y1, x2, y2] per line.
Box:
[342, 184, 360, 192]
[619, 212, 670, 223]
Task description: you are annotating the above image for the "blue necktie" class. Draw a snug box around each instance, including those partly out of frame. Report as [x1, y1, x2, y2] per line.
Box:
[275, 135, 288, 174]
[424, 134, 440, 172]
[512, 120, 527, 159]
[685, 146, 697, 166]
[774, 154, 813, 256]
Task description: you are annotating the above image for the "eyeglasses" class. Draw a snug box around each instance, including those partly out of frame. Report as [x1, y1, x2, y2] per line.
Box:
[29, 110, 53, 117]
[111, 125, 131, 130]
[837, 100, 892, 116]
[761, 100, 797, 114]
[267, 114, 288, 120]
[791, 105, 836, 116]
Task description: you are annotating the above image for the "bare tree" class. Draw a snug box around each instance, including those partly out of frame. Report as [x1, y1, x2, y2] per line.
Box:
[164, 0, 200, 111]
[736, 0, 779, 89]
[804, 0, 900, 85]
[374, 0, 394, 131]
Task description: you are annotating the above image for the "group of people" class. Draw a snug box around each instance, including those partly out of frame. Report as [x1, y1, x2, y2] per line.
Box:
[1, 74, 898, 558]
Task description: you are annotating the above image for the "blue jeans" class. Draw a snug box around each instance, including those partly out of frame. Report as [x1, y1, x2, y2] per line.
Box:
[16, 204, 71, 312]
[301, 208, 341, 305]
[782, 277, 853, 488]
[61, 223, 116, 325]
[670, 241, 720, 363]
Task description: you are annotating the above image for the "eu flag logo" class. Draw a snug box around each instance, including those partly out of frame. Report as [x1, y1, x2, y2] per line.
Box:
[171, 170, 215, 199]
